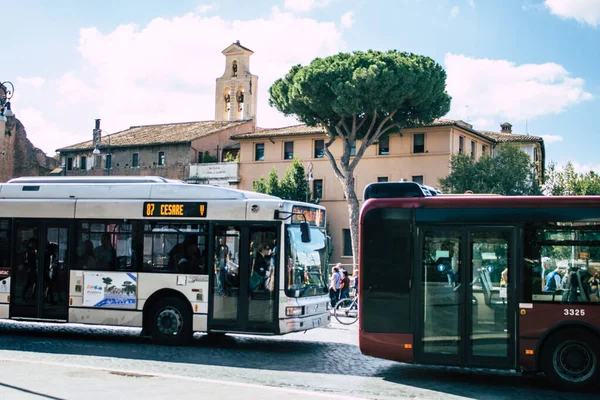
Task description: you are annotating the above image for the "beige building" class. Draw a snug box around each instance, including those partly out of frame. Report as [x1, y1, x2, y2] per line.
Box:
[231, 120, 545, 265]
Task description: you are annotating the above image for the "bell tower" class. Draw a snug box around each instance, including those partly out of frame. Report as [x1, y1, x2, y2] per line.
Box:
[215, 41, 258, 125]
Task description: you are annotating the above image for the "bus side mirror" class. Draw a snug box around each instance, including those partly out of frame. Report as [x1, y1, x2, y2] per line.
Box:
[300, 222, 311, 243]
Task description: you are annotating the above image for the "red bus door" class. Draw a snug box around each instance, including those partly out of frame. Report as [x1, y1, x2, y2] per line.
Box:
[416, 226, 516, 369]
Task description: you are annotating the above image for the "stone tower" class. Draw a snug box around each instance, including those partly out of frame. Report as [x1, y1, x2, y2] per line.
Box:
[215, 41, 258, 125]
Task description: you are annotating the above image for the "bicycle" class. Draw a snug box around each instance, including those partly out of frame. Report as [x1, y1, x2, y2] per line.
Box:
[333, 295, 358, 325]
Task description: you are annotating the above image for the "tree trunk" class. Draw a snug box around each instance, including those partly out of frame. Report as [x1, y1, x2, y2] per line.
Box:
[342, 174, 360, 271]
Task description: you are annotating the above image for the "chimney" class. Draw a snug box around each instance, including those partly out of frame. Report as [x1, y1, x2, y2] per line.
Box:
[93, 119, 102, 145]
[500, 122, 512, 134]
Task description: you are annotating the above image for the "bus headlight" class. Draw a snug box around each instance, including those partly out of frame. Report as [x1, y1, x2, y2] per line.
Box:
[286, 306, 304, 317]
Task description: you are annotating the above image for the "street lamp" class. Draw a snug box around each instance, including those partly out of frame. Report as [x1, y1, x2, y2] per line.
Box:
[92, 135, 111, 176]
[305, 162, 314, 202]
[0, 81, 15, 124]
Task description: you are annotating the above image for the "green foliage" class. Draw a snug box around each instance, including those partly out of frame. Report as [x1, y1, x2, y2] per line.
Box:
[543, 161, 600, 195]
[253, 158, 310, 202]
[201, 151, 218, 163]
[279, 158, 309, 201]
[265, 167, 281, 198]
[223, 151, 239, 162]
[253, 177, 267, 193]
[269, 50, 451, 143]
[439, 144, 541, 195]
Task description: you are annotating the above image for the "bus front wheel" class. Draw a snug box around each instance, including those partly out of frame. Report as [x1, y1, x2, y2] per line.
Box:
[541, 328, 599, 389]
[149, 297, 192, 346]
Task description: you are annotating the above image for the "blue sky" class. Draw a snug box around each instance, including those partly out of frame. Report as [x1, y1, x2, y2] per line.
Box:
[3, 0, 599, 171]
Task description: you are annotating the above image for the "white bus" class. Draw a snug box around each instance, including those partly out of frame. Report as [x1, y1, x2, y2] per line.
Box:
[0, 176, 331, 345]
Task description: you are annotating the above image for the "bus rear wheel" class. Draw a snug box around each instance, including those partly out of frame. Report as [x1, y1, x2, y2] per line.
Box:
[149, 297, 192, 346]
[541, 328, 599, 389]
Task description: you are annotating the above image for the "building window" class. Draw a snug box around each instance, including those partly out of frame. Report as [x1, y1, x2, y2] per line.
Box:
[350, 141, 356, 156]
[413, 134, 425, 154]
[378, 137, 390, 155]
[197, 152, 203, 163]
[377, 177, 389, 182]
[471, 141, 476, 158]
[343, 229, 353, 257]
[534, 148, 539, 163]
[412, 175, 424, 185]
[314, 140, 325, 158]
[67, 157, 73, 171]
[80, 156, 87, 170]
[459, 136, 464, 154]
[284, 141, 294, 160]
[255, 143, 265, 161]
[132, 153, 139, 168]
[157, 151, 165, 166]
[482, 144, 487, 155]
[313, 179, 323, 200]
[106, 154, 112, 169]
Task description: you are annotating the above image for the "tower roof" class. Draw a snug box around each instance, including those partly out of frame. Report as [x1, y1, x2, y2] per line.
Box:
[221, 40, 254, 55]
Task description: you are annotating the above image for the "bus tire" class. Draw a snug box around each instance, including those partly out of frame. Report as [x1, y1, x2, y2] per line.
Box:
[541, 328, 600, 389]
[149, 297, 192, 346]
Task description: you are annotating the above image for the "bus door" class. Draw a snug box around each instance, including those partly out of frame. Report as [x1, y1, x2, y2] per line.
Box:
[416, 226, 515, 369]
[209, 224, 279, 333]
[10, 221, 70, 321]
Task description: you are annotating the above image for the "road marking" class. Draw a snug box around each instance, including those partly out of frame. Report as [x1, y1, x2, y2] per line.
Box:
[0, 357, 365, 400]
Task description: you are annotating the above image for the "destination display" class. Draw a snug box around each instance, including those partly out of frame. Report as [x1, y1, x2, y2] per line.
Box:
[291, 206, 325, 228]
[143, 202, 208, 218]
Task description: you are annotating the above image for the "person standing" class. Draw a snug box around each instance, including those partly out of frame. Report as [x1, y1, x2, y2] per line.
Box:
[329, 265, 341, 307]
[340, 270, 350, 300]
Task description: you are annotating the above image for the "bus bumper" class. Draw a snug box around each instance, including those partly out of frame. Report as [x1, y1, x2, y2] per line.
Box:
[279, 312, 330, 334]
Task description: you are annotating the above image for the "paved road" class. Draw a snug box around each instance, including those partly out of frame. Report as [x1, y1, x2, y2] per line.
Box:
[0, 319, 594, 399]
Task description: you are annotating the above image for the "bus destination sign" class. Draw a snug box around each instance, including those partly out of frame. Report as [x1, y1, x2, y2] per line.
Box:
[143, 202, 208, 218]
[291, 206, 325, 228]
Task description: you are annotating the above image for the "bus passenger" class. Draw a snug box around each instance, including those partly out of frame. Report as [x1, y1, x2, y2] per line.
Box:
[94, 233, 116, 271]
[21, 237, 38, 301]
[252, 243, 270, 293]
[215, 237, 229, 296]
[78, 240, 96, 269]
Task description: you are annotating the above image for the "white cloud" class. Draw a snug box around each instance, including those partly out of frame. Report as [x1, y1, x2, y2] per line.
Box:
[541, 134, 564, 144]
[17, 108, 81, 155]
[450, 6, 459, 18]
[16, 77, 46, 88]
[444, 53, 593, 131]
[552, 161, 600, 174]
[341, 11, 355, 28]
[283, 0, 332, 13]
[545, 0, 600, 28]
[469, 0, 475, 8]
[196, 4, 215, 14]
[14, 7, 346, 155]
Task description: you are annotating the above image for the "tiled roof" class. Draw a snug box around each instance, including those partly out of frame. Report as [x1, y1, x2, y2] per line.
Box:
[477, 131, 543, 143]
[57, 120, 250, 152]
[231, 119, 544, 146]
[230, 124, 327, 139]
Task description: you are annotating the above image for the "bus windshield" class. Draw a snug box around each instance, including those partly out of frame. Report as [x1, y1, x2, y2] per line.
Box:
[285, 226, 328, 297]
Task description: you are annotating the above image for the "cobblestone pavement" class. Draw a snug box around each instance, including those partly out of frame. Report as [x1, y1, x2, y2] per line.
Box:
[0, 320, 594, 399]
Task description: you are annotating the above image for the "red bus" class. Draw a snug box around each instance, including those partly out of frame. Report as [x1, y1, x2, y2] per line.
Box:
[358, 182, 600, 389]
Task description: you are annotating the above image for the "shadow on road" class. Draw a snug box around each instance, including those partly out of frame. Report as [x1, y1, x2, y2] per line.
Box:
[0, 321, 594, 399]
